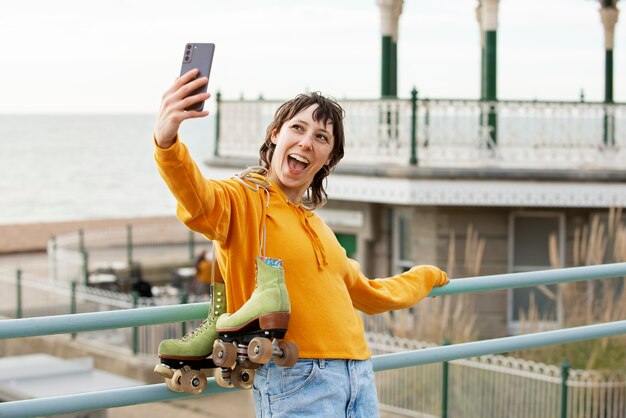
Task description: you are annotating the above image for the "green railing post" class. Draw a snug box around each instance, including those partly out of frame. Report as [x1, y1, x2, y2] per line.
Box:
[179, 290, 189, 336]
[51, 236, 58, 281]
[560, 360, 570, 418]
[16, 269, 22, 319]
[78, 229, 85, 253]
[410, 87, 418, 166]
[70, 281, 77, 340]
[441, 339, 450, 418]
[126, 224, 133, 268]
[132, 291, 139, 355]
[82, 251, 89, 286]
[214, 91, 221, 157]
[188, 230, 195, 261]
[423, 98, 430, 147]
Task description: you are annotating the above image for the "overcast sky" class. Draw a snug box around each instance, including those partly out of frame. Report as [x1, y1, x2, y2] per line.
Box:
[0, 0, 623, 113]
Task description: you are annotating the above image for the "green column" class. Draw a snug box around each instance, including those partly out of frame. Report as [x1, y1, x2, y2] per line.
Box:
[479, 0, 499, 147]
[605, 49, 614, 104]
[604, 49, 614, 146]
[484, 31, 497, 101]
[600, 3, 618, 147]
[381, 35, 393, 97]
[484, 30, 497, 146]
[378, 0, 402, 98]
[390, 40, 397, 97]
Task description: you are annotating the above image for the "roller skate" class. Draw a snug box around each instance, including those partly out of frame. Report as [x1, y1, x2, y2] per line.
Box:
[212, 257, 299, 389]
[153, 282, 226, 394]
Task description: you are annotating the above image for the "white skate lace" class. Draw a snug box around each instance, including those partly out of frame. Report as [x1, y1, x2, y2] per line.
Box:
[179, 318, 213, 342]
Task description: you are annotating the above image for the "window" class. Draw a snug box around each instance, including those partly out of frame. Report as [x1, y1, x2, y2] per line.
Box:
[508, 212, 564, 334]
[393, 209, 414, 274]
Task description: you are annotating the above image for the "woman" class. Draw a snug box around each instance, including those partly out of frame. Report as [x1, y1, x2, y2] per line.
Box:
[154, 68, 448, 417]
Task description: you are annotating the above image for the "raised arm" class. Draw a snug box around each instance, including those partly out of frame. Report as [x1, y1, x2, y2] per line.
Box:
[154, 68, 209, 148]
[153, 69, 236, 243]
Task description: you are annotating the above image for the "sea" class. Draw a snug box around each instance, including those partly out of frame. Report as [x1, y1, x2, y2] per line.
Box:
[0, 114, 217, 225]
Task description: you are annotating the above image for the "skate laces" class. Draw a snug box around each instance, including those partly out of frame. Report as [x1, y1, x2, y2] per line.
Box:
[180, 319, 209, 342]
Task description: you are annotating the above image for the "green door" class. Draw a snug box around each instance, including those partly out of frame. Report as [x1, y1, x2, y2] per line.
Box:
[335, 233, 357, 259]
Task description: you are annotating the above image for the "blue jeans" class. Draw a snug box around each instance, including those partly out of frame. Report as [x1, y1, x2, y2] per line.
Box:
[252, 358, 380, 418]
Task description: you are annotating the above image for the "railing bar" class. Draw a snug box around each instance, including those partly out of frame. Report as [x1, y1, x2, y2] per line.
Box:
[429, 262, 626, 297]
[0, 303, 209, 339]
[372, 319, 626, 372]
[3, 320, 622, 417]
[2, 263, 625, 339]
[0, 378, 237, 418]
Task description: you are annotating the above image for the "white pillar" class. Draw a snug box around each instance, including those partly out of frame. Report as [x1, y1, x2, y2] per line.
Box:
[600, 5, 619, 49]
[480, 0, 500, 31]
[377, 0, 403, 42]
[377, 0, 403, 97]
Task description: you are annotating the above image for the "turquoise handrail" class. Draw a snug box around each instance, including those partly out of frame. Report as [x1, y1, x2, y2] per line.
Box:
[0, 262, 625, 417]
[1, 319, 625, 417]
[2, 263, 625, 340]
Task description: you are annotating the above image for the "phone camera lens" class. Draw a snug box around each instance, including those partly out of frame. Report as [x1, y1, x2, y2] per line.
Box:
[186, 44, 192, 50]
[184, 57, 190, 62]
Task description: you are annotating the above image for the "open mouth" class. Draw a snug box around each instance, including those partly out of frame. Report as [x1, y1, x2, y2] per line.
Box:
[288, 154, 310, 171]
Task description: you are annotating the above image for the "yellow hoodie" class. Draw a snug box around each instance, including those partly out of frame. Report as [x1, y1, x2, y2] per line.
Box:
[155, 139, 448, 360]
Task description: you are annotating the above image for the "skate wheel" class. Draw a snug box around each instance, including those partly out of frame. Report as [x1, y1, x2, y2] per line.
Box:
[247, 337, 273, 364]
[181, 369, 207, 394]
[212, 340, 237, 368]
[231, 365, 254, 389]
[274, 341, 299, 368]
[153, 363, 174, 379]
[165, 369, 184, 392]
[215, 368, 234, 388]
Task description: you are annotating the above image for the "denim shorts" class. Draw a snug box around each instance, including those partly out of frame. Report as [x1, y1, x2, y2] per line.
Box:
[252, 358, 379, 418]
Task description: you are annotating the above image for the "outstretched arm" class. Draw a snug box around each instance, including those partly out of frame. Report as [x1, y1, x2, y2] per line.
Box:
[345, 259, 449, 315]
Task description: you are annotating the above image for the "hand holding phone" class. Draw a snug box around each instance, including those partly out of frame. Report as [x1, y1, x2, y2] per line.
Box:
[180, 43, 215, 112]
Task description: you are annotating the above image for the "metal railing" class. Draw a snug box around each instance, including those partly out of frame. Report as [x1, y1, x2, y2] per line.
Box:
[215, 95, 626, 169]
[0, 263, 625, 417]
[48, 223, 212, 285]
[0, 266, 204, 355]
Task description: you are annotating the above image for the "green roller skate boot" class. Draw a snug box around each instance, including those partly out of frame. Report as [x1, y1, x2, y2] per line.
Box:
[212, 257, 299, 389]
[153, 282, 226, 394]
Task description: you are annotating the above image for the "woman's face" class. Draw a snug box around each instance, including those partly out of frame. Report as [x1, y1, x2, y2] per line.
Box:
[268, 104, 335, 204]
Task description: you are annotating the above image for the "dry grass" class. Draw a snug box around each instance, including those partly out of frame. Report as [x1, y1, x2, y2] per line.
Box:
[514, 207, 626, 370]
[386, 225, 482, 344]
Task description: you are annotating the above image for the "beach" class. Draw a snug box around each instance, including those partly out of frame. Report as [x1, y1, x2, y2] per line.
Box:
[0, 215, 180, 255]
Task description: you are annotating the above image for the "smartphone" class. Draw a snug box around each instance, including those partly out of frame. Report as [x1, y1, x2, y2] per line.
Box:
[180, 43, 215, 112]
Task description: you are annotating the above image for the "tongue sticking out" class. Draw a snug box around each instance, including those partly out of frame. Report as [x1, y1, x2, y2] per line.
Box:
[288, 156, 307, 172]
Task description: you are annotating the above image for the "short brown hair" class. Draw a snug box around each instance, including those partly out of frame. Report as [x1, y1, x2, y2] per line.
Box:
[259, 92, 345, 208]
